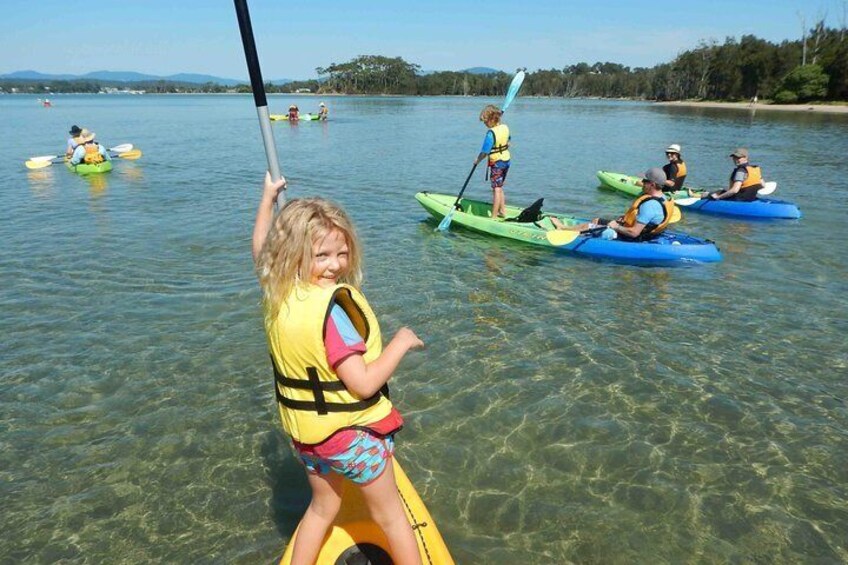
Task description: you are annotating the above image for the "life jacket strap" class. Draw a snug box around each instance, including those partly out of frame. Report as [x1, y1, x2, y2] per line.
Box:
[270, 355, 383, 415]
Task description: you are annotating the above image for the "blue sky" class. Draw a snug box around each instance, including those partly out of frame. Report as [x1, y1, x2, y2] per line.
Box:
[2, 0, 845, 80]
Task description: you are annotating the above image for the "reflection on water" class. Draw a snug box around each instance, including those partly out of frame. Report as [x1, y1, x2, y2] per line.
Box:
[2, 94, 847, 563]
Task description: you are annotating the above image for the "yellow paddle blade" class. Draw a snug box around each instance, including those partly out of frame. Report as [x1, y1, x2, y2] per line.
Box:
[669, 204, 682, 223]
[545, 229, 581, 246]
[117, 149, 142, 160]
[25, 159, 54, 170]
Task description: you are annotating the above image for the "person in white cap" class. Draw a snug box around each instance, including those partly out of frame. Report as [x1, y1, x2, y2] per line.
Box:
[637, 144, 687, 192]
[551, 168, 676, 241]
[662, 144, 687, 192]
[688, 147, 764, 201]
[317, 102, 328, 121]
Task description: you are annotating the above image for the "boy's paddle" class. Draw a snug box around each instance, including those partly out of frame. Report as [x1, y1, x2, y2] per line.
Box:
[545, 229, 581, 246]
[234, 0, 284, 206]
[437, 70, 526, 232]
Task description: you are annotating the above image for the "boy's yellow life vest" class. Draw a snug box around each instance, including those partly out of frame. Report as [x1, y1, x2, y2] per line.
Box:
[265, 283, 393, 445]
[734, 164, 763, 189]
[487, 124, 511, 163]
[621, 194, 674, 237]
[83, 142, 105, 164]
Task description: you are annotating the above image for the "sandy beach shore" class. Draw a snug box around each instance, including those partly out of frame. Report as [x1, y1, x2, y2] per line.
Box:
[655, 100, 848, 114]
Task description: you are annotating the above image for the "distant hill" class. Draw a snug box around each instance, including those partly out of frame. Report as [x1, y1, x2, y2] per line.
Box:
[462, 67, 503, 75]
[0, 70, 253, 86]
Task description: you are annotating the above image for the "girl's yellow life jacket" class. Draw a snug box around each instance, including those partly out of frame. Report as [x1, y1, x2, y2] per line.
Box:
[265, 283, 393, 445]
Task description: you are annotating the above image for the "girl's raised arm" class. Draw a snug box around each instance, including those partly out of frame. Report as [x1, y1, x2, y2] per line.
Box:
[252, 172, 287, 263]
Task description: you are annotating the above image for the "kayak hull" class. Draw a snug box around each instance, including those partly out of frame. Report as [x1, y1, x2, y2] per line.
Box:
[596, 171, 802, 220]
[416, 192, 721, 265]
[65, 160, 113, 175]
[270, 114, 321, 121]
[278, 458, 454, 564]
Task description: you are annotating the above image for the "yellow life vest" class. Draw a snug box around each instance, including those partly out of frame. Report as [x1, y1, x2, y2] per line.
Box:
[83, 142, 104, 164]
[734, 164, 763, 189]
[266, 283, 394, 445]
[487, 124, 511, 163]
[621, 194, 674, 239]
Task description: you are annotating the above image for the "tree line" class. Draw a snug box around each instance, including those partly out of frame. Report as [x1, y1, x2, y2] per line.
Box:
[4, 21, 846, 102]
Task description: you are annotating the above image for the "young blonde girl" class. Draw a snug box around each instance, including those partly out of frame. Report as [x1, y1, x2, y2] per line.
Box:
[473, 104, 511, 218]
[253, 173, 423, 565]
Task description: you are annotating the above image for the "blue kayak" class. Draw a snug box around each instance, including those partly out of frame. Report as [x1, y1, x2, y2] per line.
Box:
[676, 197, 802, 219]
[597, 171, 802, 220]
[416, 192, 722, 266]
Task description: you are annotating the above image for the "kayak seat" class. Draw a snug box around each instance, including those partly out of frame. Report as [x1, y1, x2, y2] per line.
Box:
[505, 198, 544, 223]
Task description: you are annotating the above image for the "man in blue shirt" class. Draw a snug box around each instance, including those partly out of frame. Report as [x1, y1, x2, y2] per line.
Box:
[606, 167, 668, 240]
[551, 168, 670, 240]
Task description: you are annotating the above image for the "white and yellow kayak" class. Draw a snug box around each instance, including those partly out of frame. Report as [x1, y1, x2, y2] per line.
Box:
[279, 458, 454, 564]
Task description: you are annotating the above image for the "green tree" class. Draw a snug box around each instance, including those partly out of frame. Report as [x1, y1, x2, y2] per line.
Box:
[777, 64, 830, 102]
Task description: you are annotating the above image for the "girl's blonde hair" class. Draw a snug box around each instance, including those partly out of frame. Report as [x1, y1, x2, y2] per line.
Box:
[256, 198, 362, 320]
[479, 104, 503, 125]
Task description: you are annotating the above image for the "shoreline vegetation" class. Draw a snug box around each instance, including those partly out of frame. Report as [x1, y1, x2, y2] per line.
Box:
[655, 100, 848, 114]
[4, 20, 847, 105]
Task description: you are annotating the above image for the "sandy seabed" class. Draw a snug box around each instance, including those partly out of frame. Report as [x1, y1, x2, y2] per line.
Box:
[655, 100, 848, 114]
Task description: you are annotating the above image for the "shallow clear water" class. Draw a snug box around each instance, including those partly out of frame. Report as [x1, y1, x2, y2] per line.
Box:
[2, 94, 847, 563]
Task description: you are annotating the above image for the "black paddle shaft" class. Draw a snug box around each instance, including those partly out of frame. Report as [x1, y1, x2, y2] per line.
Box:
[451, 161, 479, 210]
[234, 0, 267, 108]
[233, 0, 283, 188]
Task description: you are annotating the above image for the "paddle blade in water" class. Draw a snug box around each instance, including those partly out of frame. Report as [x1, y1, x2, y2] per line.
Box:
[758, 181, 777, 195]
[675, 197, 701, 206]
[545, 229, 580, 246]
[108, 143, 133, 154]
[25, 159, 54, 170]
[30, 154, 61, 163]
[436, 208, 456, 231]
[669, 205, 682, 223]
[117, 149, 142, 160]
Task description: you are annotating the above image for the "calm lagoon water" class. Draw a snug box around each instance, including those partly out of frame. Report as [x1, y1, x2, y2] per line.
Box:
[2, 94, 848, 563]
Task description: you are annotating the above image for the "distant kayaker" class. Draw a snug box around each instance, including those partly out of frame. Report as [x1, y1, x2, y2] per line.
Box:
[688, 147, 764, 201]
[473, 104, 511, 219]
[66, 125, 83, 157]
[551, 167, 675, 241]
[69, 129, 111, 165]
[288, 104, 299, 122]
[252, 174, 424, 565]
[317, 102, 328, 120]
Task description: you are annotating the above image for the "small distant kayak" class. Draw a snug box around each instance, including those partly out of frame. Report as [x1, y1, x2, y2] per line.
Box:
[65, 160, 113, 175]
[416, 192, 721, 265]
[270, 114, 322, 121]
[597, 171, 801, 220]
[278, 458, 454, 564]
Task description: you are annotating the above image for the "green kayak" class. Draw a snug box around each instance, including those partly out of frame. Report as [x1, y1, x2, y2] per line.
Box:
[596, 170, 688, 199]
[66, 160, 113, 175]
